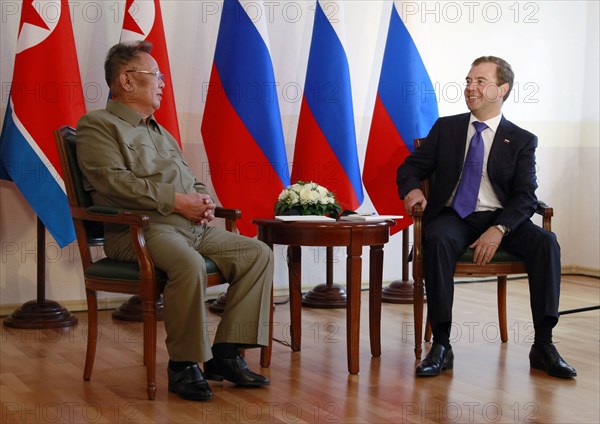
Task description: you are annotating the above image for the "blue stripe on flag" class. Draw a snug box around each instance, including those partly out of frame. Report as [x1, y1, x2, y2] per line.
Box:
[0, 101, 75, 247]
[378, 5, 438, 151]
[303, 2, 363, 203]
[213, 0, 290, 186]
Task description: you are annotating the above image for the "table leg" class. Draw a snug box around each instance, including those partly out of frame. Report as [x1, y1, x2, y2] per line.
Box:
[369, 245, 384, 358]
[287, 246, 302, 351]
[346, 242, 362, 374]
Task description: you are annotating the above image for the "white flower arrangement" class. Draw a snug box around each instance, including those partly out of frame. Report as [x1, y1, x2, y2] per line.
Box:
[274, 181, 342, 217]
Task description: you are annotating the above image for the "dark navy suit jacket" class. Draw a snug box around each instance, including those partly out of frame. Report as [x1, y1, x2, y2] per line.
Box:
[396, 113, 539, 231]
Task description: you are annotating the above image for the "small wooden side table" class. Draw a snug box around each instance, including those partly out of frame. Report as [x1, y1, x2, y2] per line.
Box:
[253, 218, 395, 374]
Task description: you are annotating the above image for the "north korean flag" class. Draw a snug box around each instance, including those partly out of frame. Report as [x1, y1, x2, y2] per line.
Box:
[0, 0, 86, 247]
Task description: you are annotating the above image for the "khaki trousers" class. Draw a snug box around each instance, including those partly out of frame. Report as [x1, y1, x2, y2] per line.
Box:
[105, 223, 273, 363]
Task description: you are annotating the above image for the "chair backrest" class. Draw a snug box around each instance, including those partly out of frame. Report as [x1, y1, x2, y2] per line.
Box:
[55, 126, 104, 248]
[57, 127, 93, 207]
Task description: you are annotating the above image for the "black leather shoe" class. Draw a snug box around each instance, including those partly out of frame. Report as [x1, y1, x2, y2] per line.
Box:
[416, 343, 454, 377]
[204, 354, 270, 387]
[168, 363, 213, 401]
[529, 343, 577, 378]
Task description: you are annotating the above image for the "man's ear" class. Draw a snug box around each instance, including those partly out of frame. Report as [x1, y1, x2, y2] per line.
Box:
[500, 82, 510, 99]
[118, 72, 133, 93]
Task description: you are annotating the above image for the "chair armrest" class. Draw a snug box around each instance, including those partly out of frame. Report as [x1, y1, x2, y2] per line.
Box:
[535, 201, 553, 231]
[214, 207, 242, 233]
[76, 205, 243, 230]
[214, 207, 242, 220]
[70, 206, 150, 228]
[412, 204, 424, 218]
[535, 201, 553, 217]
[410, 200, 553, 244]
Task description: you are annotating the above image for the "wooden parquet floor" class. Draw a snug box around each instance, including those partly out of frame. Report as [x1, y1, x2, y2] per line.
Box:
[1, 275, 598, 423]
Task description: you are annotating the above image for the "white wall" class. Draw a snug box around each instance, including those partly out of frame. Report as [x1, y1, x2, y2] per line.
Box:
[1, 1, 598, 311]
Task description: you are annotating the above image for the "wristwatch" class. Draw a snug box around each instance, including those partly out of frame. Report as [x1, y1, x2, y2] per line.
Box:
[495, 224, 509, 236]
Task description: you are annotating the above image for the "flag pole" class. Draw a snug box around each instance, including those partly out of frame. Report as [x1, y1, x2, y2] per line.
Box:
[3, 218, 78, 329]
[382, 227, 427, 304]
[112, 296, 164, 321]
[301, 247, 347, 308]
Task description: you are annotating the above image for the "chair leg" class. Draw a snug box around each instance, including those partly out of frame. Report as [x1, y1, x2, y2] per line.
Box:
[497, 276, 508, 343]
[413, 275, 425, 359]
[142, 299, 157, 400]
[83, 288, 98, 381]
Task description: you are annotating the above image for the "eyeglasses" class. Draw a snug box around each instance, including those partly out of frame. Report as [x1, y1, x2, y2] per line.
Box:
[126, 70, 165, 81]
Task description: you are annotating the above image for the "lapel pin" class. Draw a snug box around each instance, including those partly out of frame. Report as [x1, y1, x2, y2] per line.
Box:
[503, 139, 510, 144]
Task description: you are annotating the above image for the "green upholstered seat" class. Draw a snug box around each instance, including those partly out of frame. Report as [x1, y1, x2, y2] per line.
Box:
[85, 256, 220, 281]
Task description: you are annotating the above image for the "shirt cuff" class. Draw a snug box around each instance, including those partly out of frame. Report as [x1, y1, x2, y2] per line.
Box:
[157, 183, 175, 216]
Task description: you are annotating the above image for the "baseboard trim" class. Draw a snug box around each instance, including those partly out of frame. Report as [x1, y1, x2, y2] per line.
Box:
[561, 265, 600, 278]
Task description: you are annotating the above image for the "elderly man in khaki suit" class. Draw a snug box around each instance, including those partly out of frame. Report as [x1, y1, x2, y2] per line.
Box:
[76, 41, 273, 401]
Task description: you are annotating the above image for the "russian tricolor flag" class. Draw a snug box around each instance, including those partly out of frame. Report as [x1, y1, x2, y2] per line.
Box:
[363, 2, 438, 234]
[201, 0, 290, 236]
[0, 0, 85, 248]
[291, 0, 363, 211]
[119, 0, 181, 147]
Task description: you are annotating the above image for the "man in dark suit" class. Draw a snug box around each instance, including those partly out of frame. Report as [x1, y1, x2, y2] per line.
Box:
[396, 56, 576, 378]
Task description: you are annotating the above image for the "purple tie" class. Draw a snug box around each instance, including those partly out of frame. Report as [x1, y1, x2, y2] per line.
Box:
[452, 121, 488, 218]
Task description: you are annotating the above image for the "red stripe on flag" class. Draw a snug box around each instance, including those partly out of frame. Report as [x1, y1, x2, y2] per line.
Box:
[291, 97, 360, 211]
[363, 95, 413, 234]
[144, 0, 181, 146]
[202, 65, 285, 236]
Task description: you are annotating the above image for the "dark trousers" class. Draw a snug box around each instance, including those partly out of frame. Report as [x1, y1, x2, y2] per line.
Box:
[423, 208, 561, 339]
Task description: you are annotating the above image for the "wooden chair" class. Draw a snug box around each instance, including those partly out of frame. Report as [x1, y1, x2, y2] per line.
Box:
[54, 126, 272, 399]
[411, 138, 553, 359]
